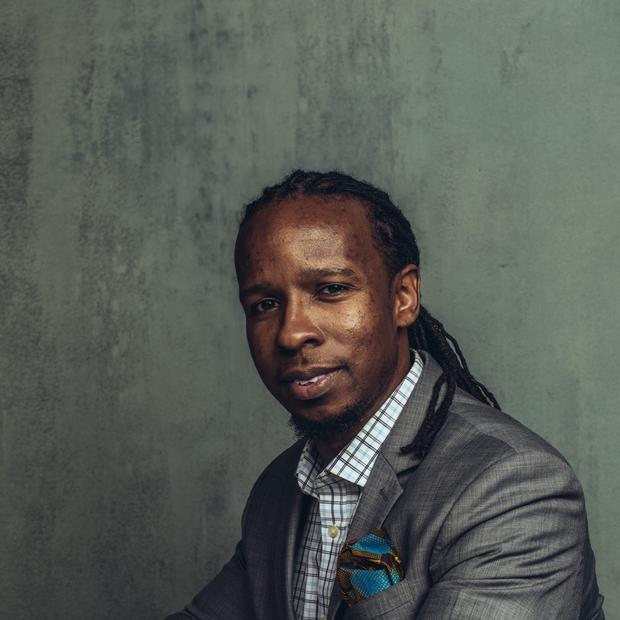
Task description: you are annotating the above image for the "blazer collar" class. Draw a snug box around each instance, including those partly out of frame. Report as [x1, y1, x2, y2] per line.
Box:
[326, 350, 445, 618]
[379, 350, 445, 475]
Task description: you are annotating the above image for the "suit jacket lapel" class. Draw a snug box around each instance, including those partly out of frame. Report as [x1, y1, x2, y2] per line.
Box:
[326, 351, 444, 619]
[380, 351, 445, 476]
[347, 351, 444, 537]
[264, 442, 307, 620]
[326, 452, 404, 618]
[282, 486, 307, 620]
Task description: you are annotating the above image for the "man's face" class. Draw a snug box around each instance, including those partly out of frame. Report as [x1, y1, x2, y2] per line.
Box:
[236, 195, 416, 437]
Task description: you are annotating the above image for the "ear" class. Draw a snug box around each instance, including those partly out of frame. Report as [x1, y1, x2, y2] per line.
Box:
[392, 264, 420, 328]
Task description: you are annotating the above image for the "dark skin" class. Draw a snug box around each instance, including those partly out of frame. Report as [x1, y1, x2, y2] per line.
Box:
[236, 196, 420, 464]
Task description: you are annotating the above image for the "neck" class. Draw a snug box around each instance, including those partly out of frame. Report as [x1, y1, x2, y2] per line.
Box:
[314, 410, 375, 464]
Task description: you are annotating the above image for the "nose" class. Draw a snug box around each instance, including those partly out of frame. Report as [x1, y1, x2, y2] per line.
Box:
[276, 298, 323, 353]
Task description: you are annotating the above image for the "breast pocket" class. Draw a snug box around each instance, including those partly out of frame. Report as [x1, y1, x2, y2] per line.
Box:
[343, 578, 416, 619]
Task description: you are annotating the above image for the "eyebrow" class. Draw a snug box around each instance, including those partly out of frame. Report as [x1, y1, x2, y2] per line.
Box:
[302, 267, 359, 280]
[239, 266, 360, 300]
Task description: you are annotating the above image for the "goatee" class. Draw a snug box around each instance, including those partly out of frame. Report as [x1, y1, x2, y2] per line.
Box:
[287, 396, 375, 442]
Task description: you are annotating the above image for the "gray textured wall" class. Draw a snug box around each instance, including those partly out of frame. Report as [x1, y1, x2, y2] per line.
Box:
[1, 1, 618, 618]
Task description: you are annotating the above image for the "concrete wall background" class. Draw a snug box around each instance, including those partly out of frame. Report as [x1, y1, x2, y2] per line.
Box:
[2, 1, 618, 618]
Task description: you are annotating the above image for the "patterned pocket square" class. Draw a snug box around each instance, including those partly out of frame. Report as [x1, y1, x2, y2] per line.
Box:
[337, 528, 404, 606]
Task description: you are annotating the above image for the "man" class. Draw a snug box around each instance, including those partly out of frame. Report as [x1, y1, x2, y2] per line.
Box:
[167, 170, 604, 619]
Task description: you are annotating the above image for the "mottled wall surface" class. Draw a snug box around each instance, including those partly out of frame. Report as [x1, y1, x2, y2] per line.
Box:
[1, 1, 618, 618]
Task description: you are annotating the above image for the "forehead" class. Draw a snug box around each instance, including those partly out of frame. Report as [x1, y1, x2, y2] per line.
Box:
[236, 195, 385, 277]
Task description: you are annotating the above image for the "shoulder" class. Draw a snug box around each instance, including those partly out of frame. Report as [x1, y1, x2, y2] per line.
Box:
[433, 387, 575, 469]
[259, 437, 306, 480]
[400, 393, 602, 618]
[418, 389, 585, 526]
[243, 438, 305, 505]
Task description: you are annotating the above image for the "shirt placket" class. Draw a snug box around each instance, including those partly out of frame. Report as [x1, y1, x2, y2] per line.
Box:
[314, 474, 349, 616]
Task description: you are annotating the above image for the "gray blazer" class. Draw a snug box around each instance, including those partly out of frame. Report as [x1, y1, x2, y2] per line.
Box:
[167, 352, 604, 619]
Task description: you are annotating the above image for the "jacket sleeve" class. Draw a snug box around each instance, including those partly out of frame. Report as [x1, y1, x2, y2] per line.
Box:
[416, 449, 604, 620]
[164, 540, 256, 620]
[164, 474, 263, 620]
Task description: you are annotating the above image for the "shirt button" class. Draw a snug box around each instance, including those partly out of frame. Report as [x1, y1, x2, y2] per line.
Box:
[327, 525, 339, 539]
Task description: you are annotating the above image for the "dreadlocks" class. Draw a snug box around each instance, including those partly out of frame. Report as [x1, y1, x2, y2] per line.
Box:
[237, 169, 500, 459]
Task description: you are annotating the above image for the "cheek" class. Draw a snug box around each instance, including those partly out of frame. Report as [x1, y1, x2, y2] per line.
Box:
[330, 306, 394, 354]
[246, 324, 273, 366]
[328, 293, 388, 335]
[327, 307, 366, 337]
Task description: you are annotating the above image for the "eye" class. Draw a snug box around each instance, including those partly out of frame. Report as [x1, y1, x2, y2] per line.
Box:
[318, 283, 350, 297]
[251, 298, 279, 315]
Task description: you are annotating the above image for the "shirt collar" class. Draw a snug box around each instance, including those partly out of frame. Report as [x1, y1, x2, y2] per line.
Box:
[295, 351, 424, 493]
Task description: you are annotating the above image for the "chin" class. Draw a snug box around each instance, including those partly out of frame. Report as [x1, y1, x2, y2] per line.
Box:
[287, 395, 376, 442]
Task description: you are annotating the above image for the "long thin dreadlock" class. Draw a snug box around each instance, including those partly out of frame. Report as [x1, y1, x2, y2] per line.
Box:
[237, 170, 500, 459]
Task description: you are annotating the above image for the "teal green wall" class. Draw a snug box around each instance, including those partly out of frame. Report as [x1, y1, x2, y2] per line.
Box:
[2, 1, 618, 617]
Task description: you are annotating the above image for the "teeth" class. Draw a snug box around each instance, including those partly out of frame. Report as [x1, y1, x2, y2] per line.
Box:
[297, 374, 324, 386]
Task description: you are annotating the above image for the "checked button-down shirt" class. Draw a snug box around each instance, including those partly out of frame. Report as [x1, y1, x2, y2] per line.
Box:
[292, 352, 424, 620]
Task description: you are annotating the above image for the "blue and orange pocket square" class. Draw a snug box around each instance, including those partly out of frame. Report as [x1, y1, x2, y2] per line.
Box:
[336, 529, 404, 606]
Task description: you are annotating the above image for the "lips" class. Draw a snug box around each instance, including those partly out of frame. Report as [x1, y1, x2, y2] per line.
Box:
[280, 366, 343, 401]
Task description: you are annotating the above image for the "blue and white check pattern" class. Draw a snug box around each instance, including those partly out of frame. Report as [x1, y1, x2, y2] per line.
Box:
[292, 352, 424, 620]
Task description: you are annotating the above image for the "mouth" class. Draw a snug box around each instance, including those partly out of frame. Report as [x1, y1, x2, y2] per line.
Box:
[280, 367, 344, 401]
